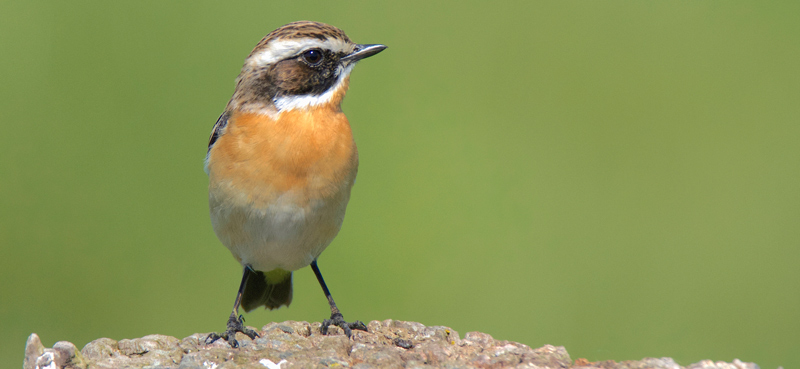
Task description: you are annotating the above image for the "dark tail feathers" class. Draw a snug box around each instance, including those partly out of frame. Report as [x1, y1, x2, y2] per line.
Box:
[241, 269, 293, 312]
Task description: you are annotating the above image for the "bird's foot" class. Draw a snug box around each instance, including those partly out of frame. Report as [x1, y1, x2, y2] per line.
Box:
[205, 313, 260, 348]
[321, 312, 367, 338]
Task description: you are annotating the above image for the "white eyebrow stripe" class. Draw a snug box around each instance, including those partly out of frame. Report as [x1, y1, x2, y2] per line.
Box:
[248, 38, 353, 66]
[272, 64, 355, 112]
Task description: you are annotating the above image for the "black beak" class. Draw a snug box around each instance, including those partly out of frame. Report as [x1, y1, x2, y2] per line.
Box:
[342, 44, 387, 63]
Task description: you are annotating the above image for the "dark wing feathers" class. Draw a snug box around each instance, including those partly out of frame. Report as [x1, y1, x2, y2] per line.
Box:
[204, 112, 229, 174]
[208, 112, 230, 154]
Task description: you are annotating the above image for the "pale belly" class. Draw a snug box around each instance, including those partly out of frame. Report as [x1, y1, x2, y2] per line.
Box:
[209, 187, 352, 272]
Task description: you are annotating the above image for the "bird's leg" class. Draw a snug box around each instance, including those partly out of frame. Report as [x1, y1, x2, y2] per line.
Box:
[205, 266, 260, 347]
[311, 260, 367, 337]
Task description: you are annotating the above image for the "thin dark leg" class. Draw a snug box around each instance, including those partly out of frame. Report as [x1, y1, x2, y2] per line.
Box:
[311, 260, 367, 337]
[205, 266, 261, 347]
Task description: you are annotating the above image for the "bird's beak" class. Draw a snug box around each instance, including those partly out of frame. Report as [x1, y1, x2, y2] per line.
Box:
[342, 44, 387, 63]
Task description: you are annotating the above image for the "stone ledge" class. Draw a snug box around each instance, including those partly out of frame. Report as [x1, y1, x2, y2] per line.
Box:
[23, 319, 759, 369]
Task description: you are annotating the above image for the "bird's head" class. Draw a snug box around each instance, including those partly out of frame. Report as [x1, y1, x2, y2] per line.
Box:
[227, 21, 386, 116]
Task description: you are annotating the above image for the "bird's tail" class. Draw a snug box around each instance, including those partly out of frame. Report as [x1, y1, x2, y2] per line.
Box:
[241, 268, 293, 312]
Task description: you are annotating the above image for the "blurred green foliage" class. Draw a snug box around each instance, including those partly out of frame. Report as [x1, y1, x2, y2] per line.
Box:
[1, 1, 798, 368]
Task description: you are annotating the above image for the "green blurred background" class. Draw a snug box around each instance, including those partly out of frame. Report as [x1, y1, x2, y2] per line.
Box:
[1, 1, 798, 368]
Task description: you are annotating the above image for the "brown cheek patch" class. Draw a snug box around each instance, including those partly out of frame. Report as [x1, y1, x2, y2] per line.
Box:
[271, 60, 315, 95]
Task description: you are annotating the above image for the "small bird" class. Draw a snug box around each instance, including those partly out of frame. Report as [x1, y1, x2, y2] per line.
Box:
[203, 21, 385, 347]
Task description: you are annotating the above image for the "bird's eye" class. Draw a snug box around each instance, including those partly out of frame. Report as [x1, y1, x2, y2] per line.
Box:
[302, 49, 324, 65]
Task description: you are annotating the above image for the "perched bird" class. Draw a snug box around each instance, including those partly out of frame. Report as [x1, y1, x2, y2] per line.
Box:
[203, 21, 386, 347]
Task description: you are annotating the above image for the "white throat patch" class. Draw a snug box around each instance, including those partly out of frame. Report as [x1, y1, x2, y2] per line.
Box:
[272, 63, 355, 113]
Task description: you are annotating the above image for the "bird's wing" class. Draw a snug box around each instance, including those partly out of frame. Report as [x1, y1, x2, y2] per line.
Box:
[208, 112, 230, 153]
[204, 112, 230, 174]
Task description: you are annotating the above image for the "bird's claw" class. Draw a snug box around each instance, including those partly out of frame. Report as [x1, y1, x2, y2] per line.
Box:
[321, 313, 367, 338]
[205, 313, 260, 347]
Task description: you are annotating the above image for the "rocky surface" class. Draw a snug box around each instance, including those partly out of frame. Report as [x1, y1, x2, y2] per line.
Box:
[24, 319, 760, 369]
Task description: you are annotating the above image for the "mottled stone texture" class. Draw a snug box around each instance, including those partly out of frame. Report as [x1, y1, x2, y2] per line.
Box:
[24, 320, 760, 369]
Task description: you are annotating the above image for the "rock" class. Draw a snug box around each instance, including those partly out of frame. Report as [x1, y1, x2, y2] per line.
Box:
[24, 334, 44, 369]
[80, 338, 119, 361]
[53, 341, 87, 369]
[25, 334, 88, 369]
[24, 320, 761, 369]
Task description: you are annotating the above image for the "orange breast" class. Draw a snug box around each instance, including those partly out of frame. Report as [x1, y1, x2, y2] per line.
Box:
[207, 107, 358, 208]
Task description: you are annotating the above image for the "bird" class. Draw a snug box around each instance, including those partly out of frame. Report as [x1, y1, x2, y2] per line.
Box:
[203, 21, 386, 347]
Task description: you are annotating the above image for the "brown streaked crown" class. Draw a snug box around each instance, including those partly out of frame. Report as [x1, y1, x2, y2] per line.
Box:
[247, 21, 351, 58]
